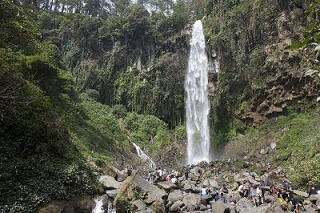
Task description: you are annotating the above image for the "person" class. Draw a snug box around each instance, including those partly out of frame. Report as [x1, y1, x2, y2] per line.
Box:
[256, 186, 263, 205]
[222, 184, 229, 194]
[172, 176, 177, 184]
[158, 168, 163, 177]
[309, 186, 317, 196]
[213, 167, 217, 176]
[185, 166, 190, 180]
[214, 192, 221, 201]
[249, 170, 255, 179]
[232, 166, 236, 174]
[238, 184, 244, 197]
[250, 186, 256, 205]
[282, 180, 289, 191]
[278, 194, 288, 211]
[201, 186, 208, 196]
[167, 175, 172, 183]
[147, 171, 151, 182]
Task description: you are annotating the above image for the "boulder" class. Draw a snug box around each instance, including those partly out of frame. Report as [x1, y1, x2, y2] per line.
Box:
[293, 190, 309, 198]
[38, 204, 62, 213]
[208, 178, 219, 188]
[136, 207, 154, 213]
[169, 200, 184, 212]
[168, 190, 184, 203]
[106, 189, 118, 198]
[200, 194, 212, 205]
[264, 195, 276, 203]
[99, 175, 122, 189]
[156, 181, 175, 191]
[260, 149, 268, 155]
[270, 142, 277, 150]
[132, 200, 147, 211]
[38, 197, 95, 213]
[182, 194, 201, 211]
[236, 198, 254, 212]
[310, 194, 320, 206]
[133, 175, 167, 204]
[211, 200, 230, 213]
[303, 205, 317, 213]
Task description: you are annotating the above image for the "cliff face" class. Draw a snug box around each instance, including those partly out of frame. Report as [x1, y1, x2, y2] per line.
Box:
[204, 0, 320, 145]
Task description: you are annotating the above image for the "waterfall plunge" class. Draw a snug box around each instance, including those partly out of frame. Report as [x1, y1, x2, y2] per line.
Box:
[132, 142, 156, 169]
[185, 20, 210, 165]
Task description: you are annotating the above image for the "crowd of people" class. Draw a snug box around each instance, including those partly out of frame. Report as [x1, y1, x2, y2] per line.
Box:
[144, 164, 319, 213]
[146, 167, 179, 184]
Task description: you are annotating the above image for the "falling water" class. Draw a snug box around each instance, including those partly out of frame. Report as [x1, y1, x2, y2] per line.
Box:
[185, 20, 210, 164]
[92, 196, 115, 213]
[132, 142, 156, 168]
[92, 196, 104, 213]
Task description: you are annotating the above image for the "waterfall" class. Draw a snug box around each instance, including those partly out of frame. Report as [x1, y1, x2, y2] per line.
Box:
[132, 142, 156, 169]
[92, 196, 104, 213]
[93, 196, 115, 213]
[185, 20, 211, 164]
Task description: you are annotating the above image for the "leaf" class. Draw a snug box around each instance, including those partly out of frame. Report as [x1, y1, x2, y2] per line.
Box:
[285, 39, 310, 50]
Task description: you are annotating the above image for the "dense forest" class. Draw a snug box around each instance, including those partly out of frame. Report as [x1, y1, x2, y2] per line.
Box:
[0, 0, 319, 212]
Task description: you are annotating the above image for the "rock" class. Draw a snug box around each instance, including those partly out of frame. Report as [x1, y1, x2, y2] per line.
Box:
[248, 177, 260, 186]
[200, 204, 208, 210]
[133, 175, 167, 204]
[201, 195, 212, 205]
[304, 205, 317, 213]
[207, 178, 219, 188]
[111, 167, 128, 182]
[264, 195, 276, 203]
[169, 200, 184, 212]
[99, 175, 122, 189]
[38, 197, 95, 213]
[106, 189, 118, 198]
[168, 190, 184, 203]
[132, 200, 147, 211]
[293, 190, 309, 198]
[156, 181, 175, 191]
[136, 207, 154, 213]
[310, 194, 320, 206]
[317, 97, 320, 102]
[260, 148, 268, 155]
[270, 142, 277, 150]
[236, 198, 254, 212]
[38, 204, 62, 213]
[211, 200, 230, 213]
[182, 194, 201, 211]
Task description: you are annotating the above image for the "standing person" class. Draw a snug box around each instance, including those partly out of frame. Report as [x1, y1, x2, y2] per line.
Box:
[309, 186, 317, 196]
[147, 171, 151, 182]
[238, 183, 244, 197]
[185, 166, 190, 180]
[250, 186, 256, 206]
[201, 185, 208, 196]
[256, 186, 263, 205]
[213, 167, 217, 176]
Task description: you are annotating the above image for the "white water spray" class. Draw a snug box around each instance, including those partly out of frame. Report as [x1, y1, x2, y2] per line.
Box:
[185, 20, 211, 164]
[132, 142, 156, 168]
[92, 196, 104, 213]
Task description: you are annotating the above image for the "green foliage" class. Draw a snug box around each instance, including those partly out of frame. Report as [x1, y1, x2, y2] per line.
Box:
[0, 0, 40, 54]
[237, 107, 320, 189]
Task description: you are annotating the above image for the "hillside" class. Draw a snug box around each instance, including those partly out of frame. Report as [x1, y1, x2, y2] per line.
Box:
[0, 0, 319, 212]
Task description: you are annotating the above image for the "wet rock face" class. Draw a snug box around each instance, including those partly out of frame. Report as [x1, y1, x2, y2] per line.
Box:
[38, 197, 95, 213]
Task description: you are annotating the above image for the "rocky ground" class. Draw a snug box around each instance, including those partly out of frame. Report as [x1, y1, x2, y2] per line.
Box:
[74, 159, 319, 213]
